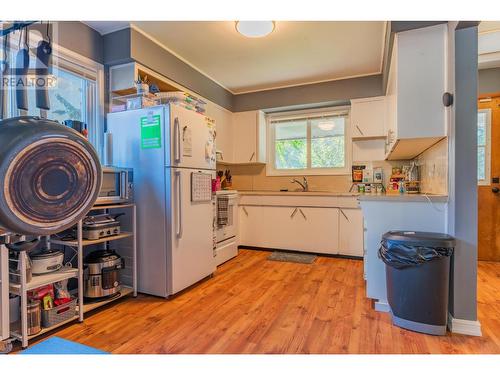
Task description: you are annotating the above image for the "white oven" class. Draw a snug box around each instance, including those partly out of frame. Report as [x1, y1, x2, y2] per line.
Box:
[215, 191, 239, 266]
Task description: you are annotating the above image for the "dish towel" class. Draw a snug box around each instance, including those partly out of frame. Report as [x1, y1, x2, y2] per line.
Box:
[217, 195, 229, 226]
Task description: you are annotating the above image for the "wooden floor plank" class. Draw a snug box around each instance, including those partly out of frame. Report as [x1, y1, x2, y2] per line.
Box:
[16, 249, 500, 354]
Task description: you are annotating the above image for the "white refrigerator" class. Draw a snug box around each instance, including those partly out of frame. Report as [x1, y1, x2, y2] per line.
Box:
[107, 104, 217, 297]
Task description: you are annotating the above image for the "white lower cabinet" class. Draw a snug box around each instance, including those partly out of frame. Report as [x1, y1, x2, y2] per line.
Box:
[239, 204, 362, 257]
[338, 208, 364, 257]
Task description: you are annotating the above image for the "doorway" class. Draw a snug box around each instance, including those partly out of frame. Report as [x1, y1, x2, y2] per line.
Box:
[478, 94, 500, 261]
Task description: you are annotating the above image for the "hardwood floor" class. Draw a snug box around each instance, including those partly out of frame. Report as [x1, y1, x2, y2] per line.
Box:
[21, 249, 500, 354]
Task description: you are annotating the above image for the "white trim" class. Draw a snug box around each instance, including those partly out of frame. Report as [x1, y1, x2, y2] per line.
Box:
[477, 108, 491, 186]
[266, 106, 352, 177]
[374, 300, 391, 312]
[447, 313, 482, 336]
[232, 72, 382, 95]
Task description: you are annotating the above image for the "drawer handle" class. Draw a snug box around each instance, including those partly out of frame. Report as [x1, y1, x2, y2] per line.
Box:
[299, 209, 307, 220]
[242, 207, 249, 216]
[249, 152, 255, 162]
[340, 209, 349, 222]
[290, 208, 298, 218]
[356, 125, 364, 136]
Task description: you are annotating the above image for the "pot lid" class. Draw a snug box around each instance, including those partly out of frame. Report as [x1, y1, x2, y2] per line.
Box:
[84, 249, 120, 263]
[30, 249, 64, 259]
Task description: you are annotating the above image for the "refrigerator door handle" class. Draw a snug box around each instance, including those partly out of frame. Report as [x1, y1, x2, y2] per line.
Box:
[174, 117, 181, 164]
[175, 170, 183, 238]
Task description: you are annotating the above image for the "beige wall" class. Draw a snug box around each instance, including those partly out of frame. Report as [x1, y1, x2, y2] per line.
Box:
[417, 138, 448, 195]
[218, 138, 448, 194]
[218, 160, 410, 193]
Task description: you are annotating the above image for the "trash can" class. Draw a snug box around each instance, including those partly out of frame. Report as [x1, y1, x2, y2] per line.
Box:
[378, 231, 455, 335]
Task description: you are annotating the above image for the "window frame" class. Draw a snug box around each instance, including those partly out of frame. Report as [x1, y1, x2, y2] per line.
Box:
[4, 37, 105, 158]
[477, 108, 492, 186]
[266, 106, 351, 176]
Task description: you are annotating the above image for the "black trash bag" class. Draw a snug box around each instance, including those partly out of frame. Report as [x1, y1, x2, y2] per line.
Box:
[378, 239, 453, 269]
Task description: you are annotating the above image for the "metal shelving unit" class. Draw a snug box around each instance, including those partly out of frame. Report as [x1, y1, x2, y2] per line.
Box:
[9, 203, 137, 348]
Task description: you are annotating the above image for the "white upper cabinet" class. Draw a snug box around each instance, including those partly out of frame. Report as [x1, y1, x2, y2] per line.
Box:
[350, 96, 387, 139]
[231, 110, 266, 164]
[385, 24, 448, 160]
[205, 102, 233, 163]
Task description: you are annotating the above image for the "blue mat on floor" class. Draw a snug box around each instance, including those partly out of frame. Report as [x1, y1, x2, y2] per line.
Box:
[21, 337, 108, 355]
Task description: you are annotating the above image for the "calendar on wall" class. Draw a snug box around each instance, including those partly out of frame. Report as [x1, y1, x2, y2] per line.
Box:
[191, 172, 212, 202]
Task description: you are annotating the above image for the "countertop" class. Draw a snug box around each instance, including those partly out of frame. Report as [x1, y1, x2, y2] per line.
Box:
[357, 193, 448, 202]
[236, 190, 448, 202]
[237, 190, 358, 197]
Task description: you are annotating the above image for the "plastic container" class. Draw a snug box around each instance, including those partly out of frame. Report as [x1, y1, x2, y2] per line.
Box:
[41, 298, 77, 328]
[379, 231, 455, 335]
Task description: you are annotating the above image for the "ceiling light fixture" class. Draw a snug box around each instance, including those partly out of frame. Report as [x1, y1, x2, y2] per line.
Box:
[235, 21, 275, 38]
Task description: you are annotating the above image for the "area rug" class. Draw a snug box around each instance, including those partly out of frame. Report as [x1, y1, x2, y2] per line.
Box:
[267, 251, 317, 264]
[21, 337, 108, 354]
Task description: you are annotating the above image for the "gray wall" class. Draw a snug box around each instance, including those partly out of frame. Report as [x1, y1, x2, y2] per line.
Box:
[57, 22, 104, 64]
[449, 25, 478, 322]
[232, 75, 383, 112]
[102, 27, 386, 112]
[103, 28, 133, 66]
[479, 68, 500, 94]
[129, 28, 233, 111]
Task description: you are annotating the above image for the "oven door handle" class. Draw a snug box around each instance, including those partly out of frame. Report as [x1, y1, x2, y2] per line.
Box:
[175, 170, 183, 238]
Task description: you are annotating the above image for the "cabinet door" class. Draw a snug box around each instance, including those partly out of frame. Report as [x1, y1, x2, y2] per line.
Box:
[238, 206, 263, 247]
[350, 97, 386, 139]
[339, 208, 364, 257]
[352, 139, 386, 162]
[232, 111, 258, 163]
[292, 207, 339, 255]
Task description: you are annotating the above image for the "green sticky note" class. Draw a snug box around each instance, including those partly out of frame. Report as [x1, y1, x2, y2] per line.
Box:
[140, 115, 162, 149]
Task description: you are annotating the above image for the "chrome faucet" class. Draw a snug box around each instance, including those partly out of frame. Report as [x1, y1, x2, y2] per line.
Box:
[291, 177, 309, 192]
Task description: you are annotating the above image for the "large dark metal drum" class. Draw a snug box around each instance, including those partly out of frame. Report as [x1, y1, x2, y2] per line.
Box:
[0, 116, 102, 235]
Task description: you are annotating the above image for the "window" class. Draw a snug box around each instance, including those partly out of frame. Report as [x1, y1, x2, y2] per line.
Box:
[3, 31, 104, 155]
[477, 109, 491, 185]
[267, 108, 350, 176]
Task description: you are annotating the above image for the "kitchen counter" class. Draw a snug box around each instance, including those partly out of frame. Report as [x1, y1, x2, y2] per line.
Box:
[237, 190, 359, 197]
[357, 193, 448, 203]
[237, 190, 448, 202]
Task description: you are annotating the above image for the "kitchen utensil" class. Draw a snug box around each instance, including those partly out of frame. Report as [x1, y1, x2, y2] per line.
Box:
[15, 28, 29, 113]
[35, 38, 52, 111]
[0, 116, 102, 235]
[0, 33, 9, 119]
[84, 249, 124, 299]
[80, 213, 123, 240]
[29, 249, 64, 274]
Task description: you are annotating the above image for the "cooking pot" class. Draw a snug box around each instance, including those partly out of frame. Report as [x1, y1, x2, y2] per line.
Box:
[84, 249, 124, 298]
[0, 116, 102, 235]
[30, 249, 64, 274]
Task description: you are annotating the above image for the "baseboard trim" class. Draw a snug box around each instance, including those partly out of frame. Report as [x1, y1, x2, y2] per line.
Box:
[447, 313, 482, 336]
[374, 300, 391, 312]
[238, 245, 363, 261]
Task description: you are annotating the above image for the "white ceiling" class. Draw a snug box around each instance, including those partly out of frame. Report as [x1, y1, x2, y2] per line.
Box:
[85, 21, 386, 94]
[130, 21, 386, 94]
